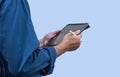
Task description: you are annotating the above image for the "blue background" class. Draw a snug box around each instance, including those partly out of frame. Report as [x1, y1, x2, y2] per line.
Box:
[28, 0, 120, 77]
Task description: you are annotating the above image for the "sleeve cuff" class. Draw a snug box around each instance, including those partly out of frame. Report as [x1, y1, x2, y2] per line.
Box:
[40, 47, 57, 76]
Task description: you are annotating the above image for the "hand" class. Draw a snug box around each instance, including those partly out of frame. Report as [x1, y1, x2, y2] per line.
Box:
[55, 30, 82, 56]
[40, 30, 61, 47]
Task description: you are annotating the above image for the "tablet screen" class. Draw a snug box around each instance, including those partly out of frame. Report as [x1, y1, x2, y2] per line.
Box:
[51, 23, 90, 46]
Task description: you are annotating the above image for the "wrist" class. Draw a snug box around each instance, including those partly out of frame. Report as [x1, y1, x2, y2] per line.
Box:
[54, 44, 67, 57]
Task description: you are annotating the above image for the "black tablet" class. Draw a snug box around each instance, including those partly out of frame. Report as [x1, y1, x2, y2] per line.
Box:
[50, 23, 90, 46]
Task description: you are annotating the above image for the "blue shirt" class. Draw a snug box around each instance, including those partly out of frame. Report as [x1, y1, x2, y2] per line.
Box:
[0, 0, 57, 77]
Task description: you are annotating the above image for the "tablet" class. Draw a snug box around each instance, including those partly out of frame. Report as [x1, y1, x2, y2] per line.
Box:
[50, 23, 90, 46]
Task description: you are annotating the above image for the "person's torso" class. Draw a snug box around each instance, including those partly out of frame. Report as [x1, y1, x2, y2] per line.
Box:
[0, 0, 40, 77]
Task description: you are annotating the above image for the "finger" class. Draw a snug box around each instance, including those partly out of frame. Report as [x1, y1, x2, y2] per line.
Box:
[52, 30, 61, 35]
[74, 30, 81, 35]
[44, 40, 48, 45]
[69, 30, 77, 36]
[66, 31, 73, 36]
[77, 34, 82, 39]
[48, 30, 61, 38]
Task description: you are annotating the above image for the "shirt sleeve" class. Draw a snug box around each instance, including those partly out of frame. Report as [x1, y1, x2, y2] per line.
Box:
[0, 0, 2, 3]
[0, 0, 57, 76]
[21, 47, 57, 76]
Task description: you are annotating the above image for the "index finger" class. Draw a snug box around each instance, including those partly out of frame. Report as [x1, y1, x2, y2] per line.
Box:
[74, 30, 81, 35]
